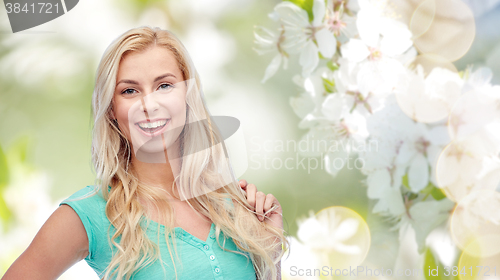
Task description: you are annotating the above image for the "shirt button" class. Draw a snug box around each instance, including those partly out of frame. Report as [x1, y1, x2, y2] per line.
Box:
[215, 267, 220, 273]
[209, 255, 215, 260]
[204, 245, 209, 250]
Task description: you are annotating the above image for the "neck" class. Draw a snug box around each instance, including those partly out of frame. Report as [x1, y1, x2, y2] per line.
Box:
[130, 138, 183, 200]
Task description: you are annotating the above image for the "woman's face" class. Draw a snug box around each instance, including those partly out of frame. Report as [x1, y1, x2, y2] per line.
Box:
[112, 46, 187, 161]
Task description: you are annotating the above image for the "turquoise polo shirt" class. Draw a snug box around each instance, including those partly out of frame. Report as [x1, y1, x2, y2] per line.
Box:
[59, 185, 256, 279]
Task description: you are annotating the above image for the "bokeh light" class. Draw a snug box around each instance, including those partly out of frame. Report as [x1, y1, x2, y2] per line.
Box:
[451, 190, 500, 257]
[411, 0, 476, 62]
[297, 206, 371, 270]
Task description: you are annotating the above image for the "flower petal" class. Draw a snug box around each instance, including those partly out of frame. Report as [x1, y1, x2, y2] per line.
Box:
[322, 93, 346, 121]
[261, 53, 282, 83]
[408, 153, 430, 192]
[367, 169, 391, 199]
[297, 215, 324, 244]
[316, 28, 336, 58]
[299, 41, 319, 77]
[409, 199, 455, 254]
[274, 2, 309, 27]
[332, 243, 362, 255]
[372, 187, 406, 216]
[379, 18, 412, 56]
[356, 9, 380, 47]
[312, 0, 326, 27]
[341, 39, 370, 62]
[268, 11, 280, 22]
[332, 218, 359, 241]
[396, 140, 417, 166]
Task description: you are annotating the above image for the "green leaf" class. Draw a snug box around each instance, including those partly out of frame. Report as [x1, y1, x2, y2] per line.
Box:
[430, 186, 446, 201]
[423, 247, 462, 280]
[326, 60, 339, 72]
[402, 173, 410, 190]
[0, 143, 8, 191]
[407, 192, 419, 200]
[322, 77, 336, 93]
[0, 193, 13, 227]
[284, 0, 315, 21]
[421, 182, 434, 194]
[424, 247, 440, 280]
[420, 181, 446, 201]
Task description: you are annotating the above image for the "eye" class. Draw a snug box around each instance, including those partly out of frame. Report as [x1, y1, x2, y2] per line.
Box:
[121, 88, 137, 95]
[158, 83, 174, 91]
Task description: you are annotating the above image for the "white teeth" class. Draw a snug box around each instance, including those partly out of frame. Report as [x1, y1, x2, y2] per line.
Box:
[138, 119, 169, 129]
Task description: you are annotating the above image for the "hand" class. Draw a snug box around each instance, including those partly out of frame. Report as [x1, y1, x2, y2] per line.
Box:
[239, 179, 283, 230]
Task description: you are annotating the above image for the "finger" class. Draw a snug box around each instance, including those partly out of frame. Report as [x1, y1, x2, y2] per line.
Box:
[239, 179, 248, 189]
[263, 193, 276, 219]
[255, 191, 266, 222]
[265, 196, 281, 220]
[246, 184, 257, 209]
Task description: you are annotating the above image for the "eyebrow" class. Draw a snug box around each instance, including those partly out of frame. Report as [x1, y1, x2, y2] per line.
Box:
[116, 73, 177, 86]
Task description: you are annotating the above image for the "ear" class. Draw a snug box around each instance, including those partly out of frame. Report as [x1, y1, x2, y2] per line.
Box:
[108, 103, 116, 120]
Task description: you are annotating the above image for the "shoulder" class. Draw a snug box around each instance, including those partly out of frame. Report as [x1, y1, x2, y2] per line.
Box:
[59, 185, 107, 210]
[58, 185, 108, 230]
[58, 185, 108, 262]
[60, 185, 106, 201]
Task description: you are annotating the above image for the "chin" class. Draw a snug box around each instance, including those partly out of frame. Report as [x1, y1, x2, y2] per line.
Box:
[135, 145, 168, 163]
[134, 137, 180, 163]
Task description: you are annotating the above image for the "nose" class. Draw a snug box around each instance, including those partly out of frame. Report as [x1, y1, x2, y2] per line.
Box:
[140, 92, 160, 114]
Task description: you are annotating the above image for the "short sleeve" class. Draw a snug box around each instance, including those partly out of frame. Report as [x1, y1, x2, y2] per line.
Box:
[59, 185, 103, 263]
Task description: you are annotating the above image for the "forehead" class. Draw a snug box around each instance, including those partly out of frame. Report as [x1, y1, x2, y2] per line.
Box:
[116, 46, 183, 82]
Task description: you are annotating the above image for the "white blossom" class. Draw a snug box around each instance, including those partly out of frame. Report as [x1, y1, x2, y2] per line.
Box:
[274, 0, 337, 77]
[297, 210, 361, 255]
[253, 25, 290, 83]
[396, 66, 464, 123]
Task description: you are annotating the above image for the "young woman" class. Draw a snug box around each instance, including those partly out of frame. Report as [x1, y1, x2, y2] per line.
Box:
[2, 26, 288, 280]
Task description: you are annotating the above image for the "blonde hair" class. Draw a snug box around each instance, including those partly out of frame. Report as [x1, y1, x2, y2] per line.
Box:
[90, 26, 289, 280]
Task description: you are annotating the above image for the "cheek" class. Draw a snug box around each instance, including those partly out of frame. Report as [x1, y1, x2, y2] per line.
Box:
[114, 101, 133, 135]
[116, 105, 131, 123]
[165, 96, 187, 117]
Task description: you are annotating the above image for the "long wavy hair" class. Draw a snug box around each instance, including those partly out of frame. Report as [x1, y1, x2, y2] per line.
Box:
[89, 26, 288, 280]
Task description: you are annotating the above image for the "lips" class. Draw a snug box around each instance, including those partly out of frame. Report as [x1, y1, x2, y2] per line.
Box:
[134, 118, 170, 137]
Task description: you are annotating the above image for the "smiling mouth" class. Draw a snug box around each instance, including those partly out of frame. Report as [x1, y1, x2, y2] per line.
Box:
[135, 119, 170, 134]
